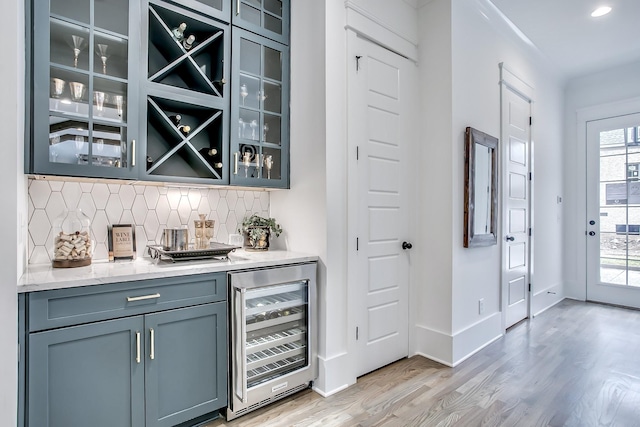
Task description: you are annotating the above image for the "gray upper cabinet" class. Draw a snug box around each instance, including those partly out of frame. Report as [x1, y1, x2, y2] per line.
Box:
[29, 0, 141, 179]
[230, 28, 289, 188]
[167, 0, 231, 23]
[232, 0, 290, 45]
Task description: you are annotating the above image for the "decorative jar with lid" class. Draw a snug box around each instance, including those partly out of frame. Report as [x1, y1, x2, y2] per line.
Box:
[51, 209, 93, 268]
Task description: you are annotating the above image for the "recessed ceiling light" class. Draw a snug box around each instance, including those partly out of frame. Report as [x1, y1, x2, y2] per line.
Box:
[591, 6, 612, 17]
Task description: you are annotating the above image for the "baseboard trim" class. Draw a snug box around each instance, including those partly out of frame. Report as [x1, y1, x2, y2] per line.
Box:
[452, 312, 503, 366]
[313, 352, 354, 397]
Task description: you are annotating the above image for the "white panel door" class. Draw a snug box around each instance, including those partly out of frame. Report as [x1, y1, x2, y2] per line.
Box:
[502, 85, 531, 329]
[586, 113, 640, 308]
[348, 32, 415, 377]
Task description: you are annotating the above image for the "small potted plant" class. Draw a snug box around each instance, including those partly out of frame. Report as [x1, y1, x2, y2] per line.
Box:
[238, 214, 283, 251]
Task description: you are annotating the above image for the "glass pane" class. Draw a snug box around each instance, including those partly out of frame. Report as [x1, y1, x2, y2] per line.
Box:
[92, 124, 126, 168]
[240, 38, 261, 75]
[240, 4, 261, 26]
[239, 74, 260, 109]
[264, 0, 283, 17]
[51, 0, 89, 24]
[263, 114, 280, 145]
[264, 14, 282, 36]
[95, 0, 129, 35]
[50, 19, 90, 70]
[94, 33, 128, 79]
[239, 144, 260, 178]
[263, 82, 281, 114]
[49, 119, 89, 164]
[195, 0, 223, 11]
[261, 147, 281, 180]
[264, 46, 282, 81]
[93, 78, 127, 122]
[239, 109, 260, 141]
[600, 151, 625, 182]
[600, 128, 625, 146]
[50, 69, 90, 118]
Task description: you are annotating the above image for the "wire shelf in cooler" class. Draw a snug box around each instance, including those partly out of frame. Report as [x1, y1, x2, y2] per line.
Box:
[246, 327, 306, 355]
[246, 354, 308, 389]
[246, 306, 305, 332]
[246, 341, 306, 370]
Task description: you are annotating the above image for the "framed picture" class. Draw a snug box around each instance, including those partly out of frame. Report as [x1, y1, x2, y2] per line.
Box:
[108, 224, 137, 261]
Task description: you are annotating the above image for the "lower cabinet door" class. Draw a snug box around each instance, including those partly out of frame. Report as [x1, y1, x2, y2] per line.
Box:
[144, 302, 228, 427]
[28, 316, 145, 427]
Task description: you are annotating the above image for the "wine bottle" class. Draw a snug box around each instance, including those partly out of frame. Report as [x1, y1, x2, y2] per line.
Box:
[182, 34, 195, 50]
[172, 23, 186, 41]
[198, 147, 218, 157]
[168, 114, 181, 126]
[213, 162, 223, 168]
[178, 124, 191, 136]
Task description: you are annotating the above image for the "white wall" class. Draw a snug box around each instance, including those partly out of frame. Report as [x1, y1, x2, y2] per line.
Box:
[415, 0, 565, 365]
[563, 60, 640, 299]
[0, 0, 23, 423]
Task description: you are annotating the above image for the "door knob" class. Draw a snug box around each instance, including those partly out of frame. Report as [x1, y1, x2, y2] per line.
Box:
[589, 220, 596, 225]
[589, 231, 596, 236]
[506, 235, 515, 242]
[402, 241, 412, 250]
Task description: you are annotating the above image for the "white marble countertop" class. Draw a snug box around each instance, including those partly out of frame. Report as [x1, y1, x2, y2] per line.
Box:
[18, 250, 318, 293]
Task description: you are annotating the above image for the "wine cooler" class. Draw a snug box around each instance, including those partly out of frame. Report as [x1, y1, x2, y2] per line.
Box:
[226, 263, 317, 420]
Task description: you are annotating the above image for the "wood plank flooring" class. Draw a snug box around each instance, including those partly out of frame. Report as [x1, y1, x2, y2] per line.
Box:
[205, 300, 640, 426]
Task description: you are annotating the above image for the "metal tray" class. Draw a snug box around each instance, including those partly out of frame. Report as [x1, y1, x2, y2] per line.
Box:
[146, 243, 239, 262]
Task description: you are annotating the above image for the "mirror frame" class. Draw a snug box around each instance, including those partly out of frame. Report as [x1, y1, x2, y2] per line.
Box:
[464, 127, 498, 248]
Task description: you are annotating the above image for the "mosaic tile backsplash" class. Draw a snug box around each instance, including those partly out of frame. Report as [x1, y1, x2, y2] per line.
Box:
[27, 178, 270, 264]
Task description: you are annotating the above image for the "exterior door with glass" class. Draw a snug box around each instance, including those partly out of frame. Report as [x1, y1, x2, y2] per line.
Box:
[586, 113, 640, 308]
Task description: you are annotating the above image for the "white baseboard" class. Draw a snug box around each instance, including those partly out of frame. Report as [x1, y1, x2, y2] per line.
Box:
[413, 324, 453, 365]
[532, 283, 564, 317]
[312, 352, 355, 397]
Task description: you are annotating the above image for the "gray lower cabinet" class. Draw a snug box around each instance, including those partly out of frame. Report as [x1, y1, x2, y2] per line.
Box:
[23, 273, 228, 427]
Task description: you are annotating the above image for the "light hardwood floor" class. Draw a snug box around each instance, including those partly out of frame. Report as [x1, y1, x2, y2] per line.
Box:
[206, 300, 640, 426]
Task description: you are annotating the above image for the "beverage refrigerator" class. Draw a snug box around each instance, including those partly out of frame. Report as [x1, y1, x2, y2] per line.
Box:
[226, 263, 317, 420]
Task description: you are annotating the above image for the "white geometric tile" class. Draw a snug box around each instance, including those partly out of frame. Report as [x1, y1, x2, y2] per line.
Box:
[30, 246, 51, 265]
[260, 192, 270, 211]
[177, 197, 192, 224]
[158, 186, 168, 195]
[61, 181, 82, 210]
[244, 194, 254, 211]
[226, 190, 238, 211]
[30, 180, 51, 209]
[105, 194, 124, 224]
[167, 188, 181, 209]
[226, 215, 238, 237]
[218, 189, 228, 197]
[236, 190, 245, 199]
[29, 210, 51, 246]
[217, 198, 229, 223]
[44, 192, 67, 224]
[198, 196, 209, 214]
[216, 226, 229, 246]
[155, 195, 171, 225]
[92, 210, 109, 244]
[143, 211, 160, 242]
[208, 189, 221, 211]
[77, 194, 97, 220]
[49, 180, 64, 191]
[80, 182, 94, 192]
[134, 225, 147, 252]
[91, 183, 110, 209]
[28, 196, 34, 222]
[28, 233, 34, 261]
[108, 183, 121, 193]
[119, 185, 136, 210]
[93, 242, 108, 260]
[134, 184, 145, 194]
[188, 188, 202, 210]
[120, 210, 134, 225]
[144, 186, 160, 210]
[131, 195, 147, 225]
[180, 187, 189, 196]
[166, 211, 182, 229]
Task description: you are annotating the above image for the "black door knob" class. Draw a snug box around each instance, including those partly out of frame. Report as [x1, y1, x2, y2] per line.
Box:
[589, 231, 596, 236]
[506, 236, 515, 242]
[589, 220, 596, 225]
[402, 241, 412, 250]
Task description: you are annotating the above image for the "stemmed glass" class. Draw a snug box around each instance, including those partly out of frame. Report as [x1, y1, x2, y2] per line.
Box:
[238, 118, 245, 139]
[262, 123, 269, 142]
[264, 155, 274, 179]
[240, 84, 248, 106]
[71, 35, 85, 68]
[242, 151, 252, 178]
[96, 44, 109, 74]
[94, 91, 105, 116]
[250, 120, 258, 140]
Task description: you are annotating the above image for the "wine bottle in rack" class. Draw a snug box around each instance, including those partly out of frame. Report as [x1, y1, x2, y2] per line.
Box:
[172, 23, 186, 41]
[183, 34, 195, 50]
[169, 114, 181, 126]
[213, 162, 223, 169]
[178, 124, 191, 136]
[198, 147, 218, 157]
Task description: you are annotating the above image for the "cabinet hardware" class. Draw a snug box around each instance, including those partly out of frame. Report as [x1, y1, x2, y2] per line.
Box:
[356, 55, 362, 71]
[150, 328, 155, 360]
[135, 331, 141, 364]
[234, 152, 239, 175]
[236, 0, 240, 15]
[126, 293, 160, 302]
[131, 139, 136, 166]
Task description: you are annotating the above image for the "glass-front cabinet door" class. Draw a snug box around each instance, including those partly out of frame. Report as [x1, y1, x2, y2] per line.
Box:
[232, 0, 289, 45]
[31, 0, 140, 179]
[231, 28, 289, 188]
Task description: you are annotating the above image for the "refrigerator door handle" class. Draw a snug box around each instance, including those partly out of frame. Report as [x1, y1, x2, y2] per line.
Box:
[234, 286, 248, 403]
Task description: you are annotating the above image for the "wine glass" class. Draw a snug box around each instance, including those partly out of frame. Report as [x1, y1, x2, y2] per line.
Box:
[238, 118, 245, 139]
[240, 84, 248, 106]
[257, 90, 267, 106]
[250, 120, 258, 140]
[113, 95, 124, 119]
[70, 35, 85, 68]
[264, 155, 274, 179]
[262, 123, 269, 142]
[69, 82, 85, 102]
[94, 91, 105, 116]
[242, 151, 252, 178]
[96, 44, 109, 74]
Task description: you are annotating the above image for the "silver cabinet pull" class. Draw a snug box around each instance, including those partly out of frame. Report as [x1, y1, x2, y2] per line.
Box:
[131, 139, 136, 166]
[236, 0, 240, 16]
[135, 331, 141, 364]
[126, 293, 160, 302]
[234, 152, 239, 175]
[150, 328, 155, 360]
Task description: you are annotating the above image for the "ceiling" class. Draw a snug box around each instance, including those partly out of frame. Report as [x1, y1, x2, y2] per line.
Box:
[489, 0, 640, 79]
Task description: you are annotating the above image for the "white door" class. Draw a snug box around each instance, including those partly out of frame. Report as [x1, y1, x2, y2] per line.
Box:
[501, 84, 532, 329]
[586, 113, 640, 308]
[347, 32, 415, 376]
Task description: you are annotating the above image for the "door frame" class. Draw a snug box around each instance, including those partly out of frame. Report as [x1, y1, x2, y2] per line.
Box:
[576, 97, 640, 300]
[499, 64, 534, 330]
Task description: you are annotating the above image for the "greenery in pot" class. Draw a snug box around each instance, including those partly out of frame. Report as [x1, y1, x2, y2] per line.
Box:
[238, 214, 283, 250]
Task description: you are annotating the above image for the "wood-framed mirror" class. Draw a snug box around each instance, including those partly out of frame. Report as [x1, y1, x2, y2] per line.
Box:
[464, 127, 498, 248]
